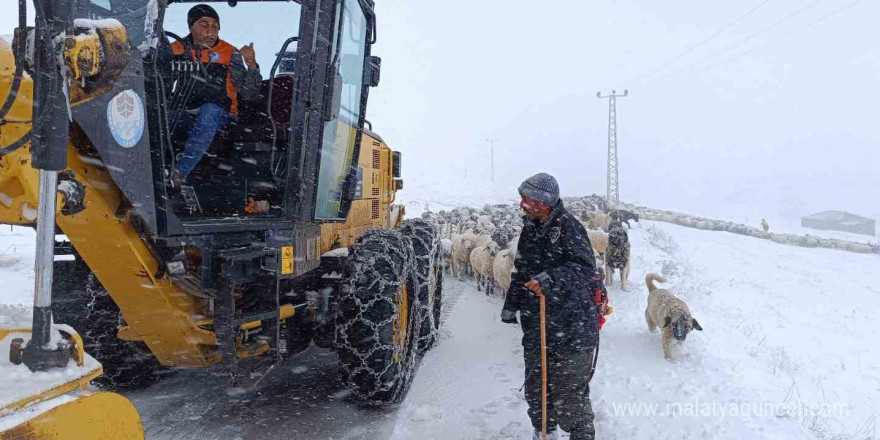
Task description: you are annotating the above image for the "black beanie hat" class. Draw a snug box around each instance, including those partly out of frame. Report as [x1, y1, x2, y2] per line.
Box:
[188, 4, 220, 28]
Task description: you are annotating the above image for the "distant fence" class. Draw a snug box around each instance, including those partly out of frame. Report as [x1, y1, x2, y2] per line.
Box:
[614, 202, 880, 256]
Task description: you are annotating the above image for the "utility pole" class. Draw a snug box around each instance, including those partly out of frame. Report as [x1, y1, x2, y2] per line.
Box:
[596, 90, 628, 205]
[486, 138, 498, 183]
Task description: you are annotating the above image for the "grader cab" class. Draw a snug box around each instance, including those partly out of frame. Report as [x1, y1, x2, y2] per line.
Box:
[0, 0, 440, 434]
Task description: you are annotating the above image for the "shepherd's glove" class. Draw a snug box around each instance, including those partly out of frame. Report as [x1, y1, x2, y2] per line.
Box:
[532, 272, 552, 292]
[501, 310, 518, 324]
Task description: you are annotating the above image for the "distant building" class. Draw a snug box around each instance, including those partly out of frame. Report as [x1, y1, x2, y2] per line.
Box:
[801, 211, 876, 236]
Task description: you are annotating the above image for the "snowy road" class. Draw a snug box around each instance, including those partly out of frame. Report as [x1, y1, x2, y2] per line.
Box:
[126, 346, 397, 440]
[389, 278, 532, 439]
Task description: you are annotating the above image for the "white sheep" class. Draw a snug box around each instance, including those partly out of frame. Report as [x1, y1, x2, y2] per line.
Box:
[440, 238, 453, 275]
[471, 233, 492, 248]
[477, 214, 493, 228]
[492, 248, 515, 299]
[469, 240, 499, 293]
[507, 235, 520, 258]
[477, 222, 497, 236]
[586, 212, 610, 230]
[450, 233, 474, 280]
[586, 229, 608, 260]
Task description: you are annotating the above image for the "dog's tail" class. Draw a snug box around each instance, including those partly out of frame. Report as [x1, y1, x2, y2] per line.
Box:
[645, 272, 667, 293]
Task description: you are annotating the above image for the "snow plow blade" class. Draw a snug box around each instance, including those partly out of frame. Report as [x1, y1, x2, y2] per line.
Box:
[0, 391, 143, 439]
[0, 327, 144, 439]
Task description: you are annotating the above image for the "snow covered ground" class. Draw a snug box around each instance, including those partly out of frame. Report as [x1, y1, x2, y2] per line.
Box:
[1, 207, 878, 439]
[391, 221, 879, 439]
[0, 226, 37, 329]
[642, 205, 878, 246]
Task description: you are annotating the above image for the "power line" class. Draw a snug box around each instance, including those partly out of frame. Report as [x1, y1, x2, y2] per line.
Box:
[640, 0, 825, 88]
[638, 0, 865, 88]
[697, 0, 865, 73]
[620, 0, 774, 89]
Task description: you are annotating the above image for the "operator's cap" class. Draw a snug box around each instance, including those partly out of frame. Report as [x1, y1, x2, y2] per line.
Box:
[188, 4, 220, 28]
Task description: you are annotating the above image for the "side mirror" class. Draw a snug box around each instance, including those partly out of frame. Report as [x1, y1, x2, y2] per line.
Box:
[368, 56, 381, 87]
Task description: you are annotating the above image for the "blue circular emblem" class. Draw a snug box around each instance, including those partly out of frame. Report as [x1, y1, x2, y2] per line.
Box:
[106, 89, 145, 149]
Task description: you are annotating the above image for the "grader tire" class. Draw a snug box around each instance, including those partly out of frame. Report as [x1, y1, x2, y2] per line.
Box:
[52, 260, 162, 389]
[335, 229, 421, 406]
[400, 219, 443, 353]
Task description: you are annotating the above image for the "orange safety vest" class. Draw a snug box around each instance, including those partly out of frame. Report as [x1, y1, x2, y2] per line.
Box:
[171, 38, 240, 115]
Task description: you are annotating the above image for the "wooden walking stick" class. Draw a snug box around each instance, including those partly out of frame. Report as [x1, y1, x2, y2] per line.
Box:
[539, 292, 548, 440]
[525, 278, 548, 440]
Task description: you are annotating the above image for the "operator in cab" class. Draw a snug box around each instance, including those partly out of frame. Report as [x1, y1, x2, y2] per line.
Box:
[168, 4, 263, 187]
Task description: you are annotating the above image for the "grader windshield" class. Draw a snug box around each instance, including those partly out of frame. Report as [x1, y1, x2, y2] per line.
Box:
[314, 0, 370, 220]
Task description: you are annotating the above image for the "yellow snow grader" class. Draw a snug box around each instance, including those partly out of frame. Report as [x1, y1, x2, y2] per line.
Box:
[0, 0, 441, 435]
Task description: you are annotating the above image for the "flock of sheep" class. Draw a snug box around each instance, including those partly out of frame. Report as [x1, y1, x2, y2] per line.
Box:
[435, 204, 522, 297]
[418, 192, 878, 302]
[422, 195, 624, 297]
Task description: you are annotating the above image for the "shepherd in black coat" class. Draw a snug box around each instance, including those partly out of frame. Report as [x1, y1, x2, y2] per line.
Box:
[501, 173, 598, 440]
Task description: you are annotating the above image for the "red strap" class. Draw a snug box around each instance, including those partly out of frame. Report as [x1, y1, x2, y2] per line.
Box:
[593, 288, 608, 330]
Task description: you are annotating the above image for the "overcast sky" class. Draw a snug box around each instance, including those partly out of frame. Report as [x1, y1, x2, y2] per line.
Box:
[365, 0, 880, 222]
[3, 0, 878, 223]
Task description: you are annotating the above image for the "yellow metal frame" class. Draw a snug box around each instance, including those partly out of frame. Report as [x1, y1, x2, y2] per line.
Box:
[1, 36, 217, 365]
[0, 134, 404, 368]
[0, 327, 143, 439]
[392, 283, 409, 363]
[0, 328, 98, 413]
[1, 39, 405, 370]
[1, 139, 217, 367]
[1, 391, 143, 439]
[319, 131, 405, 254]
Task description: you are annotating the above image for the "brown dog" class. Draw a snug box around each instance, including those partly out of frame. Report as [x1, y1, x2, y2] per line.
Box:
[605, 225, 631, 291]
[644, 272, 702, 360]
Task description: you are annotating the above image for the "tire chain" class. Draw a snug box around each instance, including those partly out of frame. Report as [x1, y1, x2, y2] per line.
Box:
[401, 219, 443, 351]
[335, 229, 422, 406]
[53, 263, 160, 389]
